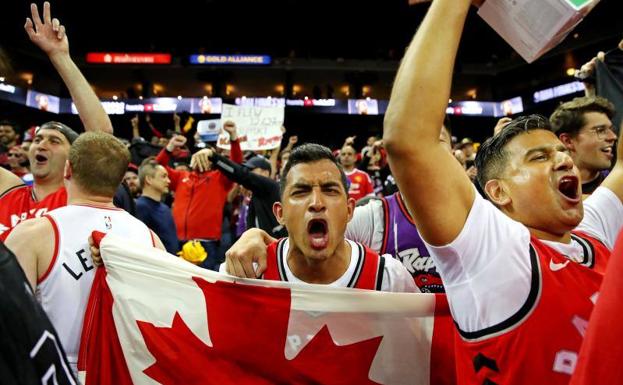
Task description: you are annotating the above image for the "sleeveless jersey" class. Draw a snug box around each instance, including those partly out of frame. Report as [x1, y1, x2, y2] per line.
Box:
[381, 192, 443, 293]
[453, 232, 609, 385]
[263, 238, 385, 290]
[36, 204, 155, 372]
[0, 186, 67, 241]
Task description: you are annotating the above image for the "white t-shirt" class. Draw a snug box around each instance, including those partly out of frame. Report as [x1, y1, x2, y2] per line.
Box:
[220, 238, 417, 293]
[425, 186, 623, 333]
[345, 198, 385, 252]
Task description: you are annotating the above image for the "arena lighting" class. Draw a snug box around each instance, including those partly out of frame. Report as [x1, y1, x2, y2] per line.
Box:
[533, 81, 585, 103]
[0, 82, 16, 94]
[189, 54, 271, 65]
[86, 53, 172, 64]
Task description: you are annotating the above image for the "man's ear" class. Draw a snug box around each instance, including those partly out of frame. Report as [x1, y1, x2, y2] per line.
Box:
[484, 179, 511, 207]
[346, 197, 356, 222]
[273, 202, 285, 225]
[63, 160, 72, 180]
[558, 133, 576, 152]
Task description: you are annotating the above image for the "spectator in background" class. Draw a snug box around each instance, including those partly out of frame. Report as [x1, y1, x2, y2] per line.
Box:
[458, 137, 476, 164]
[339, 137, 374, 201]
[136, 158, 179, 254]
[6, 146, 33, 186]
[208, 151, 287, 239]
[157, 122, 242, 270]
[550, 96, 617, 195]
[123, 164, 141, 198]
[0, 120, 20, 169]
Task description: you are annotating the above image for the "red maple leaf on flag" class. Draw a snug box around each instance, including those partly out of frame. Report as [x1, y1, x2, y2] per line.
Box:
[137, 277, 383, 385]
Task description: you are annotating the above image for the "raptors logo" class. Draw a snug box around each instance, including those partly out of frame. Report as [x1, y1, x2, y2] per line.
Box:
[396, 248, 444, 293]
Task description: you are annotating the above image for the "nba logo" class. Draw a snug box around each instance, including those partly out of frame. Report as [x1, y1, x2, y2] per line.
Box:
[104, 216, 112, 230]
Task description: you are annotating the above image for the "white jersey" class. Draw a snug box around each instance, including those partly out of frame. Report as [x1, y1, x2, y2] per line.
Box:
[36, 204, 155, 371]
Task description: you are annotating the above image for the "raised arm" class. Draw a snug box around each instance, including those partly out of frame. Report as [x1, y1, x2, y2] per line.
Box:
[25, 2, 113, 134]
[383, 0, 475, 246]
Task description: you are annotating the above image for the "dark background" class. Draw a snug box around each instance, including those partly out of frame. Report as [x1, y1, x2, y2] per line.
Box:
[0, 0, 621, 147]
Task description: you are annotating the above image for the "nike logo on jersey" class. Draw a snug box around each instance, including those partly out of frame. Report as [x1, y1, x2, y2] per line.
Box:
[549, 259, 570, 271]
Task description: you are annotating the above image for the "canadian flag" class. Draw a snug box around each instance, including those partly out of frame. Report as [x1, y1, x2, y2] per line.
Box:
[77, 233, 455, 385]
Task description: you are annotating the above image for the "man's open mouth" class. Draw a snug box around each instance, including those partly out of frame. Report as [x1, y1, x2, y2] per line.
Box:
[35, 153, 48, 164]
[307, 219, 329, 250]
[558, 175, 580, 202]
[601, 146, 613, 159]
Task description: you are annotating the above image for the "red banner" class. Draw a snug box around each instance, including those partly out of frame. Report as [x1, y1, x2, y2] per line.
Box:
[86, 53, 171, 64]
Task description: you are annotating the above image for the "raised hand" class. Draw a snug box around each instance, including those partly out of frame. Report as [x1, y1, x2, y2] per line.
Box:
[344, 135, 356, 147]
[190, 148, 214, 172]
[24, 2, 69, 58]
[130, 114, 139, 128]
[166, 135, 187, 152]
[222, 120, 238, 140]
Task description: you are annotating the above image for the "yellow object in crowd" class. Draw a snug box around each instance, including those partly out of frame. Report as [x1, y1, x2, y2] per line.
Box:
[177, 240, 207, 264]
[182, 116, 195, 133]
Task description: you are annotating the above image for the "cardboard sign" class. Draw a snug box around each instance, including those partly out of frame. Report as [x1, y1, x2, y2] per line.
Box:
[478, 0, 600, 63]
[217, 104, 284, 151]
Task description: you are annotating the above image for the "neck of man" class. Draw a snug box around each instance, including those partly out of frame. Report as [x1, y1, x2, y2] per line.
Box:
[528, 227, 572, 244]
[32, 175, 64, 201]
[287, 239, 351, 284]
[580, 167, 600, 185]
[342, 164, 355, 172]
[141, 186, 162, 202]
[67, 184, 115, 207]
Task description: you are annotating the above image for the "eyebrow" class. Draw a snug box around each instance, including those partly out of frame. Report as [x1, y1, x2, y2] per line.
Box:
[524, 145, 568, 158]
[290, 181, 342, 190]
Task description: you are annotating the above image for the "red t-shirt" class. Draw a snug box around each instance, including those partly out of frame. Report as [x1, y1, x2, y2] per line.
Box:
[345, 169, 374, 201]
[0, 185, 67, 241]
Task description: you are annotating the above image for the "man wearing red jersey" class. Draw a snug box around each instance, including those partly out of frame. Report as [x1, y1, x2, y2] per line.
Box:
[0, 2, 113, 241]
[383, 1, 623, 384]
[339, 144, 374, 201]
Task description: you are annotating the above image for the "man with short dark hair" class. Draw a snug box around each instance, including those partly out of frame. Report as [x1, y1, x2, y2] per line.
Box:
[224, 143, 415, 292]
[382, 0, 623, 384]
[136, 158, 179, 254]
[550, 96, 617, 195]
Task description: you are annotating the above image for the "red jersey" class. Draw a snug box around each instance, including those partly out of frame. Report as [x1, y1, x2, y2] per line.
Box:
[263, 238, 384, 290]
[345, 169, 374, 202]
[0, 185, 67, 241]
[454, 232, 608, 385]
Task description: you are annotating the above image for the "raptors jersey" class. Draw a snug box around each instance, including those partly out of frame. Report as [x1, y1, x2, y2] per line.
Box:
[454, 232, 608, 385]
[381, 192, 443, 293]
[36, 204, 155, 372]
[0, 186, 67, 241]
[263, 238, 385, 290]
